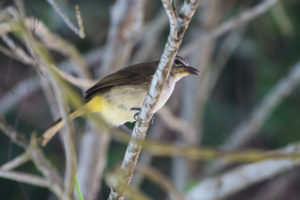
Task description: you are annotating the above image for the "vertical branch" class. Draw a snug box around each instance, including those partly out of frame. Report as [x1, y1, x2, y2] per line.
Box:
[108, 0, 200, 199]
[77, 1, 146, 199]
[50, 78, 76, 198]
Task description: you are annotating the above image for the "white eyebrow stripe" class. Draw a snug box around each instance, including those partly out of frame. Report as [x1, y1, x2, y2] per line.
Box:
[174, 56, 187, 65]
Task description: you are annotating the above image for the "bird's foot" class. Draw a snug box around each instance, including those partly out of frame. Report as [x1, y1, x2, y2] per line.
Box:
[130, 108, 155, 124]
[130, 107, 141, 121]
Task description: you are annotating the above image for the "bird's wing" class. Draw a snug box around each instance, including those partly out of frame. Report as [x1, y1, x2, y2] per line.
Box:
[84, 62, 158, 101]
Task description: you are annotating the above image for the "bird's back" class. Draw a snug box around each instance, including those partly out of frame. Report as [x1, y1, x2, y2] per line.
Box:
[84, 61, 158, 102]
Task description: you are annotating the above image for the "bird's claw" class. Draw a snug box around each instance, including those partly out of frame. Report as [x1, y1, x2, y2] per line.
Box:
[131, 107, 141, 121]
[130, 108, 155, 124]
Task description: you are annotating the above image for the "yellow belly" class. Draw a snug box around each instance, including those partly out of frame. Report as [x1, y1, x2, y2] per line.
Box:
[85, 85, 148, 126]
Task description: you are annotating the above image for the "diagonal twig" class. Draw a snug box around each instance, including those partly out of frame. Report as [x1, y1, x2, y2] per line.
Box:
[0, 152, 30, 170]
[46, 0, 85, 38]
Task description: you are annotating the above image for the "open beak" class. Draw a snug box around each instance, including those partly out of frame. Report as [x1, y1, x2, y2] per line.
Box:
[184, 66, 200, 75]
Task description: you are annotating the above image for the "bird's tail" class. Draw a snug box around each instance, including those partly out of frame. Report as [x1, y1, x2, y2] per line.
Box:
[38, 109, 82, 146]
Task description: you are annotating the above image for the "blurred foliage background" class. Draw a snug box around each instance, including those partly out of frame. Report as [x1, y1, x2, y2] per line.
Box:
[0, 0, 300, 199]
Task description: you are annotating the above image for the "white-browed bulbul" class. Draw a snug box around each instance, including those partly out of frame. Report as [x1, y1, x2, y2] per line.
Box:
[39, 56, 199, 146]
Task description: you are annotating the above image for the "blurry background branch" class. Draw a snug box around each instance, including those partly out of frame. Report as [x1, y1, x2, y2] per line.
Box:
[186, 142, 300, 200]
[223, 60, 300, 151]
[1, 0, 300, 199]
[0, 116, 64, 199]
[181, 0, 282, 56]
[46, 0, 85, 38]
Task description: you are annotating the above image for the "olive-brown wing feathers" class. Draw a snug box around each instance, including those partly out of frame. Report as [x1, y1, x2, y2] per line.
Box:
[84, 62, 158, 101]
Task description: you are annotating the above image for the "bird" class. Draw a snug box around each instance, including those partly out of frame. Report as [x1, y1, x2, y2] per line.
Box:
[38, 56, 199, 146]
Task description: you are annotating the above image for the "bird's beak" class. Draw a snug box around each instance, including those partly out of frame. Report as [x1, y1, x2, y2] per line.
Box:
[184, 66, 200, 75]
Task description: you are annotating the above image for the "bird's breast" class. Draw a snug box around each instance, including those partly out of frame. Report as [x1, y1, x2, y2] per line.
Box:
[85, 81, 175, 126]
[153, 78, 176, 113]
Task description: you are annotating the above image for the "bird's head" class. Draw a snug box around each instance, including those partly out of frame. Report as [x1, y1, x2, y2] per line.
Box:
[170, 56, 200, 81]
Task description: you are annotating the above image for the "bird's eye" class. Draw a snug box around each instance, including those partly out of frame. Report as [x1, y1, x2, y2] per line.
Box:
[174, 59, 182, 65]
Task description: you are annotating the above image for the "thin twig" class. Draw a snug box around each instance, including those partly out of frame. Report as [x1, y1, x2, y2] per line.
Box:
[46, 0, 85, 38]
[0, 169, 50, 188]
[0, 47, 103, 114]
[1, 34, 93, 89]
[0, 115, 29, 148]
[25, 18, 90, 78]
[12, 12, 77, 198]
[0, 115, 64, 198]
[1, 152, 30, 170]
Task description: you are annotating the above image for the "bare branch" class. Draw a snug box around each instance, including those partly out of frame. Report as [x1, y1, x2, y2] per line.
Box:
[46, 0, 85, 38]
[28, 137, 64, 193]
[1, 16, 89, 78]
[0, 170, 50, 188]
[75, 5, 85, 38]
[0, 115, 29, 148]
[186, 142, 300, 200]
[1, 152, 30, 171]
[0, 116, 64, 198]
[0, 47, 103, 114]
[25, 18, 90, 78]
[130, 120, 165, 189]
[11, 11, 77, 197]
[1, 34, 93, 90]
[108, 0, 200, 199]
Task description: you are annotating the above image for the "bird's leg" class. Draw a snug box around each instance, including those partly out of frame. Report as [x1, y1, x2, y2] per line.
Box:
[130, 107, 156, 124]
[130, 107, 141, 120]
